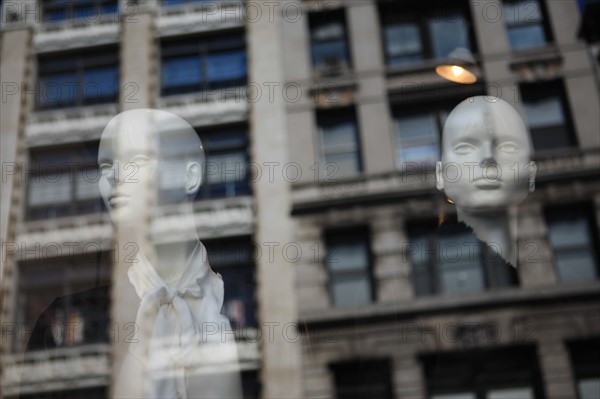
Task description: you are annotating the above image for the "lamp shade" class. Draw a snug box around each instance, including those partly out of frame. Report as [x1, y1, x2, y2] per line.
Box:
[435, 48, 478, 84]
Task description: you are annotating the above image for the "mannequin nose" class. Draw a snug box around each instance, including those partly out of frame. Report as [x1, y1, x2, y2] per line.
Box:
[480, 140, 496, 166]
[105, 162, 122, 186]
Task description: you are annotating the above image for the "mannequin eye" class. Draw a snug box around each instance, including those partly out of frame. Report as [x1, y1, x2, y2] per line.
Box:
[131, 155, 151, 165]
[99, 162, 113, 171]
[497, 142, 519, 153]
[454, 143, 476, 154]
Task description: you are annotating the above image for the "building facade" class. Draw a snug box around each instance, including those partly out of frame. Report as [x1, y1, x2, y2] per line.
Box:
[1, 0, 599, 398]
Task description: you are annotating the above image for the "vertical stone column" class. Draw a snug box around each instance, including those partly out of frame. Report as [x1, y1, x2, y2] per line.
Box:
[346, 1, 395, 174]
[247, 1, 304, 397]
[371, 209, 414, 303]
[109, 8, 156, 398]
[120, 8, 156, 110]
[538, 339, 578, 399]
[0, 27, 32, 362]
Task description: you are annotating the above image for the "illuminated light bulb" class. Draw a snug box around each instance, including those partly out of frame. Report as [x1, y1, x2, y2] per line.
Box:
[452, 65, 464, 77]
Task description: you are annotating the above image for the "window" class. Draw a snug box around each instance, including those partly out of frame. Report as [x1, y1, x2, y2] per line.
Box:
[42, 0, 118, 23]
[26, 142, 104, 220]
[18, 253, 111, 352]
[161, 33, 246, 96]
[37, 47, 119, 109]
[545, 204, 599, 283]
[203, 237, 257, 329]
[380, 2, 475, 67]
[520, 80, 576, 151]
[568, 339, 600, 399]
[394, 104, 456, 168]
[422, 346, 544, 398]
[198, 126, 251, 200]
[156, 125, 251, 204]
[318, 109, 362, 179]
[325, 228, 373, 307]
[330, 359, 394, 399]
[309, 10, 351, 72]
[503, 0, 551, 50]
[408, 221, 518, 296]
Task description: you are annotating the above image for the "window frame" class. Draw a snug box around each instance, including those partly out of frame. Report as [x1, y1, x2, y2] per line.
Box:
[317, 107, 363, 179]
[308, 9, 352, 71]
[160, 31, 247, 96]
[202, 236, 257, 329]
[36, 46, 119, 110]
[324, 227, 375, 307]
[502, 0, 554, 51]
[26, 142, 105, 220]
[544, 203, 600, 283]
[379, 1, 477, 68]
[520, 79, 577, 153]
[194, 124, 251, 201]
[17, 251, 111, 352]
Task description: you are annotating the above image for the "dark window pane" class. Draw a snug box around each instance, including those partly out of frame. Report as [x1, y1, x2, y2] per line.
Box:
[428, 15, 470, 58]
[521, 81, 575, 151]
[507, 24, 547, 49]
[37, 47, 118, 109]
[326, 230, 372, 307]
[194, 127, 251, 201]
[546, 205, 599, 284]
[83, 66, 119, 102]
[331, 359, 394, 399]
[162, 56, 203, 89]
[206, 51, 247, 82]
[311, 40, 349, 67]
[503, 0, 548, 50]
[331, 275, 372, 307]
[380, 4, 475, 67]
[310, 12, 350, 68]
[27, 143, 104, 220]
[319, 111, 361, 178]
[161, 33, 246, 95]
[395, 113, 441, 166]
[385, 23, 422, 60]
[204, 238, 257, 329]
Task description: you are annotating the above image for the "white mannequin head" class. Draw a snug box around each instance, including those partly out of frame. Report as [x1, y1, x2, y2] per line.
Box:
[436, 96, 536, 213]
[98, 109, 204, 225]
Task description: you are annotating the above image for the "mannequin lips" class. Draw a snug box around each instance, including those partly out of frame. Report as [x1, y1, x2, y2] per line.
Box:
[473, 178, 502, 189]
[109, 195, 131, 207]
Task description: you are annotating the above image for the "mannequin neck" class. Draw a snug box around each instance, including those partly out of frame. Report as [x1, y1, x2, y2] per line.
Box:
[456, 207, 516, 266]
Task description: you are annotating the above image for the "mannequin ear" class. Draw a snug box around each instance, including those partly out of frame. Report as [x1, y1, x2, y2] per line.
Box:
[435, 161, 444, 191]
[185, 161, 202, 195]
[528, 160, 537, 193]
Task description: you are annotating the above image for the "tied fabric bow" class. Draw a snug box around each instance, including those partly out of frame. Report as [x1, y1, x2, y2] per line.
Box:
[127, 241, 220, 399]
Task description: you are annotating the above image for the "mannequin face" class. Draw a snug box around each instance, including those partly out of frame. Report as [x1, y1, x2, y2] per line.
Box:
[437, 97, 535, 212]
[98, 109, 203, 226]
[98, 112, 159, 225]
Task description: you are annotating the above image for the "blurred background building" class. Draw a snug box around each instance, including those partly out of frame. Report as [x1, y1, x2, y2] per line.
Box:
[1, 0, 599, 398]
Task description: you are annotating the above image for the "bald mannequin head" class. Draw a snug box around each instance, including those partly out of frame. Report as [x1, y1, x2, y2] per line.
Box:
[436, 96, 536, 213]
[98, 109, 204, 224]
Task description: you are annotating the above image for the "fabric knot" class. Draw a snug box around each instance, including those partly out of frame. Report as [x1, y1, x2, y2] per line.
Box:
[159, 287, 178, 305]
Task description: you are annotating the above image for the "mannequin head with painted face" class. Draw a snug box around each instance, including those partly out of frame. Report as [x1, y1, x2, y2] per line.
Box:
[98, 109, 204, 227]
[436, 96, 536, 213]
